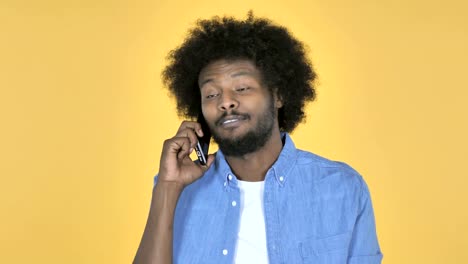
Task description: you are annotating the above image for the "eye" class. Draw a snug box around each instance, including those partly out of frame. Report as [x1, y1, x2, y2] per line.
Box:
[205, 93, 218, 99]
[236, 87, 250, 92]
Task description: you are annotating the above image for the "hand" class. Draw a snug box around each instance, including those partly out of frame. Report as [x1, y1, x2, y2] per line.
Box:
[158, 121, 215, 189]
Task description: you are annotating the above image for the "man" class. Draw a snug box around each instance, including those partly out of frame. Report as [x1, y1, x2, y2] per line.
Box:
[134, 12, 383, 264]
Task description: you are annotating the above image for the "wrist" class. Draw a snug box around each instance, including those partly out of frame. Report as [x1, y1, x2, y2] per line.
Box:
[154, 180, 185, 195]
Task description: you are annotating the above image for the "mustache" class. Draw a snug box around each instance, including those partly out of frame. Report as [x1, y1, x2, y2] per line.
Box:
[215, 111, 250, 126]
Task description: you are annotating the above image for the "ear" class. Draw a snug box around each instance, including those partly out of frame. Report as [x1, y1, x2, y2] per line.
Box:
[273, 90, 283, 108]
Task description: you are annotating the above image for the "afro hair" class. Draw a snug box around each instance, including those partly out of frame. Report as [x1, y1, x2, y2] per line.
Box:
[162, 11, 317, 132]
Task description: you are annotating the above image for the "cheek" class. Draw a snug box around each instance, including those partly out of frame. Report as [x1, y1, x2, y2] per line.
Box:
[201, 104, 217, 123]
[249, 98, 269, 115]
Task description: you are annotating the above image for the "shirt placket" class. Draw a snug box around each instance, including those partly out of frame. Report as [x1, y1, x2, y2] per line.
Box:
[221, 173, 241, 263]
[264, 173, 284, 264]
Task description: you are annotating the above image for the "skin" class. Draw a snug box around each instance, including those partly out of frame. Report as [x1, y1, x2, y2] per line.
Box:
[199, 59, 284, 181]
[133, 59, 283, 263]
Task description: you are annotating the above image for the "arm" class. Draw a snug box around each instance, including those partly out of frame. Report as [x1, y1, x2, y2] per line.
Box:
[133, 181, 183, 264]
[133, 121, 215, 264]
[347, 181, 384, 264]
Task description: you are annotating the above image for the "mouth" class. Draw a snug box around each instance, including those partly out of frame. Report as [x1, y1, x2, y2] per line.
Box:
[217, 115, 248, 128]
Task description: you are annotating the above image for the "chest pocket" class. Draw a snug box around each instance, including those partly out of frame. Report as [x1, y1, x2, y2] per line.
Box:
[299, 232, 352, 263]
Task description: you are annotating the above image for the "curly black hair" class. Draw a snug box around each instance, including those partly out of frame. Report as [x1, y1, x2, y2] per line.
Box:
[162, 11, 317, 132]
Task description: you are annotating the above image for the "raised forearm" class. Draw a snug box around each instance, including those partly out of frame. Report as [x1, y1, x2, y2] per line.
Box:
[134, 181, 183, 264]
[134, 121, 214, 263]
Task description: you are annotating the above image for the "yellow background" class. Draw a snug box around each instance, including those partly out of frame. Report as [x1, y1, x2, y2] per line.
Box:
[1, 0, 467, 263]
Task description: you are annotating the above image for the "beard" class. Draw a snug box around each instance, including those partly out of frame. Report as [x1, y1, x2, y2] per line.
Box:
[211, 95, 277, 157]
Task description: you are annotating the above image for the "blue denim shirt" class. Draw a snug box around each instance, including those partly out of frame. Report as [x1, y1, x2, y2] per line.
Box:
[154, 133, 383, 264]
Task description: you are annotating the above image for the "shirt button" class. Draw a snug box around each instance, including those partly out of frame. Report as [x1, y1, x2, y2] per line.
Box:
[279, 176, 284, 182]
[231, 201, 237, 207]
[222, 249, 228, 255]
[228, 174, 233, 181]
[224, 181, 227, 187]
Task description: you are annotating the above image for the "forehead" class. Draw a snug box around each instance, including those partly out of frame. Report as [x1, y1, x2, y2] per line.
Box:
[198, 59, 262, 83]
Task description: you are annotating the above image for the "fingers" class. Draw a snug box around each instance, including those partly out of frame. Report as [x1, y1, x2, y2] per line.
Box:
[163, 136, 192, 160]
[176, 121, 204, 137]
[176, 130, 198, 153]
[175, 121, 208, 152]
[163, 120, 212, 165]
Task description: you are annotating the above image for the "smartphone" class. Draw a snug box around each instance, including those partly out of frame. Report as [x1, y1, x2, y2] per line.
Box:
[195, 113, 211, 165]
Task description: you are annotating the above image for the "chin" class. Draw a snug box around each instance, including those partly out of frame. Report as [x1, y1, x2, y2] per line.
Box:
[217, 126, 250, 139]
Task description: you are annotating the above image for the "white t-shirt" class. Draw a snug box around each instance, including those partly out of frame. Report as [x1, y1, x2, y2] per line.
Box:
[234, 180, 269, 264]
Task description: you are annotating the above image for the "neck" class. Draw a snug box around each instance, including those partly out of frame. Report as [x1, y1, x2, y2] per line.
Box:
[224, 129, 283, 182]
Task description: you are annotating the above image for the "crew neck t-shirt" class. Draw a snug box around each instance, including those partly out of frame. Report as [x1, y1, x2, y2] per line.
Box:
[234, 179, 269, 264]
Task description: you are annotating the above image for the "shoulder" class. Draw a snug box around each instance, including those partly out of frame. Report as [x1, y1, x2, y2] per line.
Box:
[291, 148, 367, 193]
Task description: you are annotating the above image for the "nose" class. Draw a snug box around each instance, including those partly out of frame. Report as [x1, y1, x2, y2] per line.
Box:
[218, 91, 238, 111]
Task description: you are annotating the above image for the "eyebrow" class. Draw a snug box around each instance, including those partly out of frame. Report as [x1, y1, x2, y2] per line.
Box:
[199, 71, 254, 88]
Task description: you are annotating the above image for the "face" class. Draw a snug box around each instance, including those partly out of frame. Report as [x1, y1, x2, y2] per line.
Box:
[198, 59, 283, 157]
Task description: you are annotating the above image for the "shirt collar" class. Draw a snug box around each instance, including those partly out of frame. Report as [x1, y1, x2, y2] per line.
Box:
[212, 132, 297, 189]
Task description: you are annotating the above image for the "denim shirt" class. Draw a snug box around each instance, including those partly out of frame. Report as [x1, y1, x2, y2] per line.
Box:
[153, 133, 383, 264]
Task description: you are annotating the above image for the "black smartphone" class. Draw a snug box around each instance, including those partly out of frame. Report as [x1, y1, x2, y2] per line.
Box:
[195, 113, 211, 165]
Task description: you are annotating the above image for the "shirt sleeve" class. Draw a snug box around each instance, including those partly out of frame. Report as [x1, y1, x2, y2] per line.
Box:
[347, 179, 384, 264]
[153, 173, 159, 187]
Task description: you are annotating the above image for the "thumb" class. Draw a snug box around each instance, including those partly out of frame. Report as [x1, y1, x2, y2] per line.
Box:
[201, 154, 216, 171]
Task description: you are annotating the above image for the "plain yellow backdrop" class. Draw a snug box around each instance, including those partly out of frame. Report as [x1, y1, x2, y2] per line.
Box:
[1, 0, 467, 263]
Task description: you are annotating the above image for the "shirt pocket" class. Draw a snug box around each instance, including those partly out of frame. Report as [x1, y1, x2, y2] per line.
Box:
[299, 232, 352, 264]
